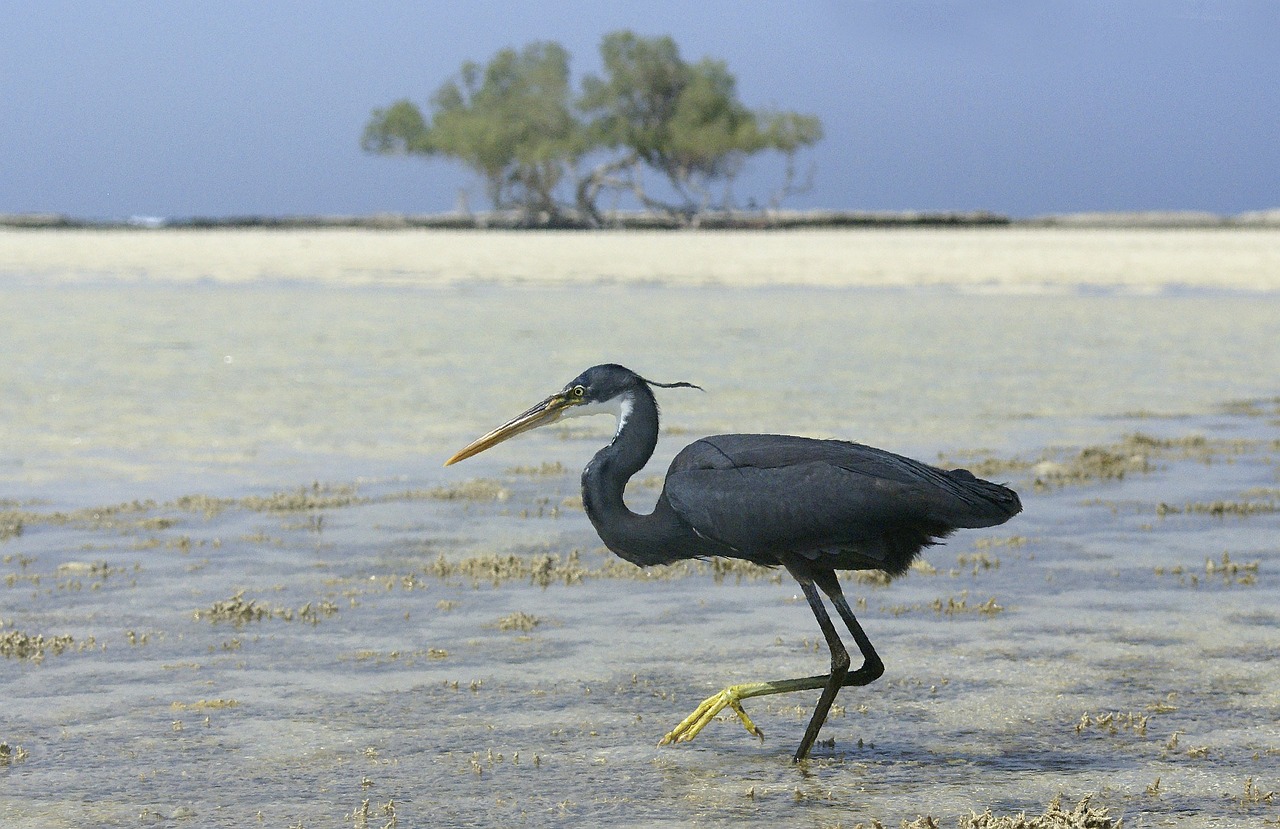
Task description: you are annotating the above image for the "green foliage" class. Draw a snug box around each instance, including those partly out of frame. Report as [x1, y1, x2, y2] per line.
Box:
[363, 42, 583, 221]
[667, 60, 760, 173]
[579, 32, 687, 161]
[360, 99, 431, 155]
[430, 42, 584, 214]
[363, 32, 823, 225]
[578, 33, 824, 220]
[760, 110, 825, 154]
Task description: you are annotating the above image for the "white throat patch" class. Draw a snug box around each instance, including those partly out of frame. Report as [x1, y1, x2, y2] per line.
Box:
[567, 392, 633, 439]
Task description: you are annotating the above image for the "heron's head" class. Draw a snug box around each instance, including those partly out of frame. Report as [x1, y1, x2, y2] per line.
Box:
[444, 364, 699, 466]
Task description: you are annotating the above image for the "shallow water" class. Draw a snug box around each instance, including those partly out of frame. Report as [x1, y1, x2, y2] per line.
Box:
[2, 233, 1279, 826]
[3, 281, 1279, 497]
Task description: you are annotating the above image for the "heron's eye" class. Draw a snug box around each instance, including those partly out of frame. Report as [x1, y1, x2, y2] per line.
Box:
[572, 385, 586, 398]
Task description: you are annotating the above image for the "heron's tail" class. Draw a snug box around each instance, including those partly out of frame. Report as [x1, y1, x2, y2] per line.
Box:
[944, 468, 1023, 527]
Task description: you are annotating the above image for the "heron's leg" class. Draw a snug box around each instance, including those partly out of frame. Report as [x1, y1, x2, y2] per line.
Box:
[791, 575, 851, 761]
[813, 570, 885, 686]
[659, 570, 854, 762]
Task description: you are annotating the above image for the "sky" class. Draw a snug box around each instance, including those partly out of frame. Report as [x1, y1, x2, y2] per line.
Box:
[3, 1, 1278, 220]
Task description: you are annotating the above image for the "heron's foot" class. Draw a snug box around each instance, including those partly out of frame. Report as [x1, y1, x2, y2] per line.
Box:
[659, 685, 765, 747]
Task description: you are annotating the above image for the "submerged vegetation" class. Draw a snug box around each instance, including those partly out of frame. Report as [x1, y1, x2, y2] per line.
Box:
[941, 431, 1270, 491]
[1153, 552, 1261, 587]
[0, 629, 76, 662]
[194, 591, 339, 626]
[961, 795, 1120, 829]
[496, 611, 542, 632]
[421, 549, 779, 589]
[1, 405, 1276, 826]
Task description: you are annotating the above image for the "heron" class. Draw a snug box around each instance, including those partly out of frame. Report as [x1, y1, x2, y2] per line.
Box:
[445, 364, 1022, 761]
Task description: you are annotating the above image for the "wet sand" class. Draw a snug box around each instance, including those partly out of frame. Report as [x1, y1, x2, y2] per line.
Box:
[4, 225, 1280, 291]
[2, 229, 1278, 826]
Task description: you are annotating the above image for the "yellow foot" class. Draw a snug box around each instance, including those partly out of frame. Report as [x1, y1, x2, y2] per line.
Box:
[659, 685, 765, 746]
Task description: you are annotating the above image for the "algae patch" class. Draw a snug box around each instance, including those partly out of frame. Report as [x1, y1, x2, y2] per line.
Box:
[884, 591, 1004, 618]
[962, 794, 1120, 828]
[0, 513, 24, 541]
[507, 461, 568, 477]
[1075, 710, 1151, 737]
[1, 629, 75, 662]
[496, 611, 542, 632]
[172, 698, 241, 711]
[1155, 499, 1278, 517]
[195, 591, 340, 626]
[422, 479, 510, 501]
[1153, 552, 1261, 587]
[941, 431, 1265, 490]
[422, 549, 781, 588]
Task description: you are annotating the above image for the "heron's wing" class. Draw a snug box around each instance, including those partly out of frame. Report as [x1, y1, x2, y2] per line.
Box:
[661, 435, 1020, 573]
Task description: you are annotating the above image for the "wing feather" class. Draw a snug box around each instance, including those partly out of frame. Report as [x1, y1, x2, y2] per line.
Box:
[660, 435, 1021, 573]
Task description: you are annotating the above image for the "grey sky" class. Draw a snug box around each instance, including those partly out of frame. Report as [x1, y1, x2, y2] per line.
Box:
[3, 1, 1277, 219]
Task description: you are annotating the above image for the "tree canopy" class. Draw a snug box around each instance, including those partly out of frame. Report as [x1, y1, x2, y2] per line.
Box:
[363, 32, 823, 226]
[362, 42, 584, 221]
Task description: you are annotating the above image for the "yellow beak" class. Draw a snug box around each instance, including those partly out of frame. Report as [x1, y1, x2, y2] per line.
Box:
[444, 392, 577, 466]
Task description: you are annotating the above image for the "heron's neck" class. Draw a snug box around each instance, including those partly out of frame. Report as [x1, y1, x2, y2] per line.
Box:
[581, 387, 660, 558]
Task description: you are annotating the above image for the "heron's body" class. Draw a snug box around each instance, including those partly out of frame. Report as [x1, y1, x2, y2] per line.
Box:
[447, 364, 1022, 761]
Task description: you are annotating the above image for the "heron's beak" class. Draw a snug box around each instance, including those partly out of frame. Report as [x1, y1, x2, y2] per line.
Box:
[444, 391, 577, 466]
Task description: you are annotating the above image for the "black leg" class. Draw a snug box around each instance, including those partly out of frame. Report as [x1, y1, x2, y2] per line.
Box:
[791, 574, 851, 761]
[658, 564, 886, 758]
[813, 569, 885, 686]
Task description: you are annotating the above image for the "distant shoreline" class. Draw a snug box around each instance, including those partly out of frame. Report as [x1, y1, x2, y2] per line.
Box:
[3, 207, 1278, 230]
[4, 223, 1277, 292]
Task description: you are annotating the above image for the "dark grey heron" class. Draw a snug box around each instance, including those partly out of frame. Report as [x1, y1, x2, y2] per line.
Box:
[445, 364, 1021, 761]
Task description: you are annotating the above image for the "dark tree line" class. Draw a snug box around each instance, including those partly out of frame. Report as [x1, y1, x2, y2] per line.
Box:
[362, 32, 822, 227]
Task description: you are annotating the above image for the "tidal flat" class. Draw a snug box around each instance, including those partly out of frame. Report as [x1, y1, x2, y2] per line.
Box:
[1, 229, 1279, 827]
